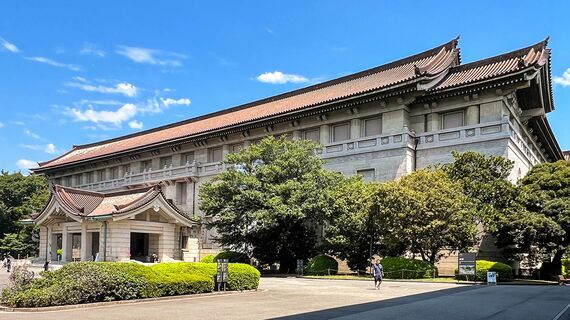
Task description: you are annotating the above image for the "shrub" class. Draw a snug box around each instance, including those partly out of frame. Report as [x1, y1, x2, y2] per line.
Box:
[213, 251, 249, 263]
[305, 255, 338, 275]
[454, 260, 513, 281]
[201, 255, 215, 263]
[381, 257, 437, 279]
[562, 258, 570, 276]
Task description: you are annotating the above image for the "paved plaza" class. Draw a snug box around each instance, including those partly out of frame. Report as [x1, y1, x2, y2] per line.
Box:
[1, 276, 569, 319]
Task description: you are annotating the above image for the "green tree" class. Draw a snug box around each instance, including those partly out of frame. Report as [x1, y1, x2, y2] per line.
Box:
[511, 160, 570, 274]
[199, 136, 341, 272]
[0, 171, 48, 257]
[376, 169, 478, 264]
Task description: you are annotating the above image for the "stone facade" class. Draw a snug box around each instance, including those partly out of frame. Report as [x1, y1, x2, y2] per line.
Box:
[31, 39, 562, 272]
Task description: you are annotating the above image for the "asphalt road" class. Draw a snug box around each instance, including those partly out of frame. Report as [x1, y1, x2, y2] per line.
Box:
[0, 276, 569, 319]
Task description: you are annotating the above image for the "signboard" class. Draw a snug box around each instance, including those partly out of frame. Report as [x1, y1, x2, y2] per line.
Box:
[487, 271, 497, 285]
[458, 252, 476, 276]
[296, 259, 304, 275]
[217, 259, 229, 290]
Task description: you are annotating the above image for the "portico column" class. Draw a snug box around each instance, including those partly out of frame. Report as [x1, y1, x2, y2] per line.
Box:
[80, 223, 88, 261]
[61, 226, 69, 262]
[46, 226, 53, 261]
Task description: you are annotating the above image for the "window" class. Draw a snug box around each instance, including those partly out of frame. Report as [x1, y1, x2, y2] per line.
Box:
[209, 147, 223, 162]
[231, 144, 243, 154]
[54, 178, 62, 186]
[86, 172, 94, 184]
[65, 176, 72, 186]
[141, 160, 152, 172]
[363, 117, 382, 137]
[303, 129, 320, 143]
[332, 123, 350, 142]
[74, 175, 82, 186]
[181, 235, 189, 250]
[160, 156, 172, 169]
[357, 169, 375, 182]
[442, 111, 464, 129]
[176, 182, 188, 205]
[110, 167, 119, 179]
[122, 164, 131, 175]
[97, 170, 105, 182]
[182, 152, 195, 165]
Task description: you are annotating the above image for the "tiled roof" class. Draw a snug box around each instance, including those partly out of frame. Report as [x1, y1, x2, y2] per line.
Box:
[36, 39, 460, 170]
[37, 184, 191, 219]
[430, 39, 550, 91]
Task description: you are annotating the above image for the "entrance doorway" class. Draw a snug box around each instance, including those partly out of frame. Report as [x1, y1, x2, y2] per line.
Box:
[130, 233, 149, 262]
[91, 232, 100, 261]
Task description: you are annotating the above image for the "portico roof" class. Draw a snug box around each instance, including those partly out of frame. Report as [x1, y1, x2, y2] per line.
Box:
[33, 184, 196, 226]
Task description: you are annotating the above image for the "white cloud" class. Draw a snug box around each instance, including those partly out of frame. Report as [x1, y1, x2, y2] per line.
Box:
[44, 143, 59, 154]
[0, 37, 19, 53]
[24, 129, 42, 140]
[78, 99, 124, 106]
[554, 68, 570, 87]
[20, 143, 59, 154]
[116, 45, 186, 67]
[73, 76, 88, 83]
[128, 120, 144, 129]
[26, 56, 81, 71]
[161, 97, 191, 107]
[66, 82, 137, 97]
[0, 122, 4, 128]
[67, 103, 137, 126]
[16, 159, 37, 172]
[256, 71, 308, 84]
[80, 42, 105, 57]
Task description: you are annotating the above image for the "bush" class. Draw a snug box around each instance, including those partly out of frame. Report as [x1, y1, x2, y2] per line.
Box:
[381, 257, 437, 279]
[305, 255, 338, 275]
[201, 255, 215, 263]
[562, 258, 570, 276]
[1, 261, 259, 308]
[213, 251, 249, 263]
[454, 260, 513, 281]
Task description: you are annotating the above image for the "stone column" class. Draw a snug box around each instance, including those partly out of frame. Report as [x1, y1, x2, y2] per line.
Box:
[222, 144, 230, 159]
[319, 124, 330, 145]
[292, 130, 302, 140]
[350, 119, 361, 140]
[46, 226, 53, 261]
[61, 226, 69, 262]
[466, 105, 480, 125]
[426, 113, 440, 132]
[80, 224, 88, 261]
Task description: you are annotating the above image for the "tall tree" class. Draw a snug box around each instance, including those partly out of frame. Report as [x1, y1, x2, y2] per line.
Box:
[199, 136, 341, 272]
[513, 160, 570, 274]
[0, 171, 49, 257]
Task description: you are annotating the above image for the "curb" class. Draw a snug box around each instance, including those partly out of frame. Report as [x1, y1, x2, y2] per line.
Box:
[299, 276, 477, 285]
[0, 289, 262, 312]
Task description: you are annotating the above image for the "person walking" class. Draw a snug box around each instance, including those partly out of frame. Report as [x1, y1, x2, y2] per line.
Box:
[5, 257, 11, 273]
[373, 259, 384, 290]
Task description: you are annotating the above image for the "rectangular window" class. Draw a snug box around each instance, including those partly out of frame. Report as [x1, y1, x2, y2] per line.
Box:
[332, 123, 350, 142]
[363, 117, 382, 137]
[357, 169, 375, 182]
[176, 182, 188, 205]
[97, 170, 105, 182]
[122, 164, 131, 175]
[110, 167, 119, 179]
[209, 147, 223, 162]
[231, 144, 243, 154]
[141, 160, 153, 172]
[160, 156, 172, 169]
[182, 152, 195, 165]
[74, 175, 82, 186]
[442, 111, 464, 129]
[65, 176, 72, 186]
[86, 172, 94, 184]
[303, 129, 320, 143]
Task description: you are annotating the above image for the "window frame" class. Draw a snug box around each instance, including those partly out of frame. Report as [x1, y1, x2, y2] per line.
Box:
[362, 116, 382, 137]
[441, 111, 464, 130]
[331, 122, 351, 143]
[303, 128, 320, 143]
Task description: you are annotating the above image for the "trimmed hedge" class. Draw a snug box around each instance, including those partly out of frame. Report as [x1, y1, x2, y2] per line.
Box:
[201, 255, 215, 263]
[213, 251, 249, 263]
[1, 261, 260, 308]
[306, 255, 338, 275]
[454, 260, 513, 281]
[381, 257, 437, 279]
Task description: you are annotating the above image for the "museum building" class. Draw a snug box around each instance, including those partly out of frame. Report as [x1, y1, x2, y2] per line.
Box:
[30, 38, 562, 274]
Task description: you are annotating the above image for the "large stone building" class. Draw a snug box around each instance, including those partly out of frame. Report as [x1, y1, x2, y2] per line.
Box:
[31, 38, 562, 271]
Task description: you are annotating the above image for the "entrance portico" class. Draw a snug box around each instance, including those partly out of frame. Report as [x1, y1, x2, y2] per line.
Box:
[34, 184, 199, 262]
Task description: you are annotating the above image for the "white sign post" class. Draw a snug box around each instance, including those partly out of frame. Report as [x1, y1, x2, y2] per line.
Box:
[487, 271, 497, 285]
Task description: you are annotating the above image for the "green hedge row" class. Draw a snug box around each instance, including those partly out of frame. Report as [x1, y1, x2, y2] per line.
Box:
[1, 261, 260, 308]
[305, 255, 338, 275]
[381, 257, 438, 279]
[454, 260, 512, 281]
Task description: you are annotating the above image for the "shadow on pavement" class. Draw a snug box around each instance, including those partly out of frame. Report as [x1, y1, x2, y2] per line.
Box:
[271, 285, 483, 320]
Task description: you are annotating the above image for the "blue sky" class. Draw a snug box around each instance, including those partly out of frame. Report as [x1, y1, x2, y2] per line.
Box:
[1, 1, 569, 172]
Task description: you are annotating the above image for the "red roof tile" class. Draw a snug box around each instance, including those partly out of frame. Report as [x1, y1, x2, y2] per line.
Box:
[36, 39, 460, 171]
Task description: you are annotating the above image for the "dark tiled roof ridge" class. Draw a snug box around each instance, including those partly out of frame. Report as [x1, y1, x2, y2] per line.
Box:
[54, 38, 459, 153]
